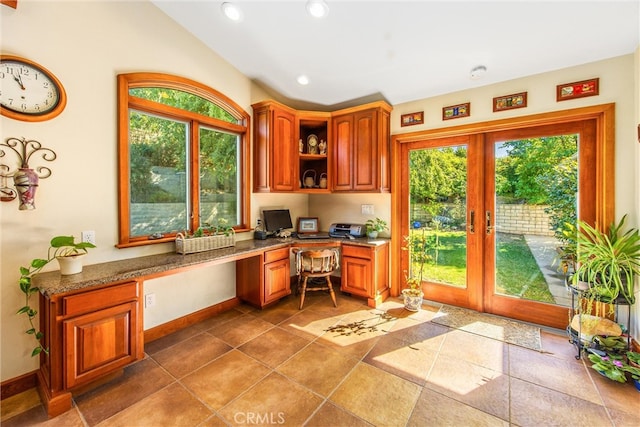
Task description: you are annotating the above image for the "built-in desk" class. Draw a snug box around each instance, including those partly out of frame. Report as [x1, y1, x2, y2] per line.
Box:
[32, 236, 389, 418]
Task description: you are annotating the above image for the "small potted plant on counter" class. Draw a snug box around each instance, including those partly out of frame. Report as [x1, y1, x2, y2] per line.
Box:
[18, 235, 96, 356]
[50, 235, 97, 275]
[365, 217, 388, 239]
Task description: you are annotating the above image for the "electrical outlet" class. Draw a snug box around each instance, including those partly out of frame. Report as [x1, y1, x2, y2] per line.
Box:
[361, 204, 374, 215]
[145, 293, 156, 308]
[81, 230, 96, 245]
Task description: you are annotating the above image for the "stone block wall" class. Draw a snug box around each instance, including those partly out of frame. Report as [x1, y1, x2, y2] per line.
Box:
[495, 204, 554, 236]
[410, 203, 554, 236]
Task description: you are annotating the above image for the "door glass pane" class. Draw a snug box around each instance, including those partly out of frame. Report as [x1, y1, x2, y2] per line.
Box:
[409, 146, 468, 288]
[199, 127, 240, 227]
[494, 135, 578, 306]
[129, 110, 189, 237]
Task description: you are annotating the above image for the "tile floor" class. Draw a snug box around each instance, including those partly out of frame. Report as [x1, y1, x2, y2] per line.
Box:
[2, 292, 639, 426]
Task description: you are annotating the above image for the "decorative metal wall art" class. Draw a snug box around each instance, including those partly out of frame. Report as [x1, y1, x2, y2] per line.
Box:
[0, 137, 57, 210]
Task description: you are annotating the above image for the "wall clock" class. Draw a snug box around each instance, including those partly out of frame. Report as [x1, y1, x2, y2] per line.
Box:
[0, 55, 67, 122]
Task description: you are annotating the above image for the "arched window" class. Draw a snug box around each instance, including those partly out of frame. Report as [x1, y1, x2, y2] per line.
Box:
[117, 73, 250, 247]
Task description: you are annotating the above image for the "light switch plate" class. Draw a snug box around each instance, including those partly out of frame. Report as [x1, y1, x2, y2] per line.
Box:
[361, 204, 374, 215]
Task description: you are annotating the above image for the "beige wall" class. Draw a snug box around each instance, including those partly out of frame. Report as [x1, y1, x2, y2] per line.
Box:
[1, 0, 638, 383]
[391, 53, 639, 344]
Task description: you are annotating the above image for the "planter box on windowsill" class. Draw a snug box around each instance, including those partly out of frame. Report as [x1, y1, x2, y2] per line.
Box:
[175, 230, 235, 254]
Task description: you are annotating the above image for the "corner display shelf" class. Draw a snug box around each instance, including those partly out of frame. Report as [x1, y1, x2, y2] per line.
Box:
[298, 114, 330, 192]
[566, 279, 631, 360]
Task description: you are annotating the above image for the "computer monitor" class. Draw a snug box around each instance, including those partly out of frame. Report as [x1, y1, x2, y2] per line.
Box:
[262, 209, 293, 233]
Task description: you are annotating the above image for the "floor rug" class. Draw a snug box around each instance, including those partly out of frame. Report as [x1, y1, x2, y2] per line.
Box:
[431, 304, 543, 351]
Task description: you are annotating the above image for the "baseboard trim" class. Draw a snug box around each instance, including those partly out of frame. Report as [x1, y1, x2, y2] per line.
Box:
[144, 297, 241, 343]
[1, 370, 38, 401]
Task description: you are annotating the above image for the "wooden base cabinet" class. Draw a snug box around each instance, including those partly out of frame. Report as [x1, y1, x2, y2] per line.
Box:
[237, 247, 292, 308]
[38, 281, 143, 418]
[341, 242, 389, 307]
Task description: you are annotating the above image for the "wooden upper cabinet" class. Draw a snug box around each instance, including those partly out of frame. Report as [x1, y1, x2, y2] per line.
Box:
[252, 101, 297, 192]
[332, 114, 354, 191]
[332, 102, 392, 192]
[252, 100, 391, 193]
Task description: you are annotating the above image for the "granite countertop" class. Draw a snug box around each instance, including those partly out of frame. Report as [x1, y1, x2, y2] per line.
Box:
[33, 237, 388, 297]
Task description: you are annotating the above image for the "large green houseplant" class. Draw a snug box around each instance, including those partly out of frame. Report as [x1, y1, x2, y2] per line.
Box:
[572, 214, 640, 307]
[18, 236, 96, 356]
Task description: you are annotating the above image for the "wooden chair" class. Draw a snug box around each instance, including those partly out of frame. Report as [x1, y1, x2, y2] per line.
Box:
[293, 248, 339, 309]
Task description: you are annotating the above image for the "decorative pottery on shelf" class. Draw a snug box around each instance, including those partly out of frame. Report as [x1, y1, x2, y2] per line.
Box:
[56, 254, 85, 275]
[402, 289, 424, 312]
[13, 168, 38, 210]
[303, 169, 316, 188]
[367, 231, 378, 239]
[319, 173, 327, 189]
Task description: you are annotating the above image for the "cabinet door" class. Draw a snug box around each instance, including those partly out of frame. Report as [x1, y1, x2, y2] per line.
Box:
[252, 103, 297, 192]
[264, 258, 291, 304]
[332, 114, 354, 191]
[64, 301, 139, 388]
[271, 108, 297, 191]
[353, 109, 377, 191]
[341, 256, 372, 297]
[378, 108, 391, 192]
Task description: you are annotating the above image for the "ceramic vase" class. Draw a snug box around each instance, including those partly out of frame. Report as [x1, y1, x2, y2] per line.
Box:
[13, 168, 39, 210]
[402, 289, 424, 311]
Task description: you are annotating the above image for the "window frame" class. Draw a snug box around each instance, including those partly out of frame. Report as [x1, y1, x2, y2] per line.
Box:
[117, 72, 251, 247]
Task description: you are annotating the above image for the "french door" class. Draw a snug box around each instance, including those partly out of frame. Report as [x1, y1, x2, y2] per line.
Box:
[397, 116, 609, 329]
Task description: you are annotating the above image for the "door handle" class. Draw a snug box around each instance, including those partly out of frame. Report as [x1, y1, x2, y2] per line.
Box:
[469, 210, 475, 233]
[486, 211, 494, 234]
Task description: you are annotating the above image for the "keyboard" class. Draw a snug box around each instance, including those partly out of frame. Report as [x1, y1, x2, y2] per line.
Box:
[297, 233, 330, 239]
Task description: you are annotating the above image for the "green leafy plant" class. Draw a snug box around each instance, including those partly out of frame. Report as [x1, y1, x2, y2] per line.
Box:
[18, 236, 96, 357]
[592, 335, 627, 353]
[402, 230, 430, 297]
[187, 218, 234, 238]
[572, 214, 640, 306]
[365, 217, 388, 233]
[587, 349, 640, 383]
[627, 351, 640, 367]
[587, 351, 628, 383]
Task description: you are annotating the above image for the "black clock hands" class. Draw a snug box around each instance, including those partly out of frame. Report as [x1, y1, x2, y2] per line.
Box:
[12, 74, 25, 90]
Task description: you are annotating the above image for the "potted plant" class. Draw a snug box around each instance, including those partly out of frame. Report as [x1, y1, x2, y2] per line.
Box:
[572, 214, 640, 312]
[587, 349, 640, 386]
[365, 217, 388, 239]
[50, 235, 97, 275]
[175, 218, 236, 254]
[401, 230, 429, 311]
[18, 235, 96, 356]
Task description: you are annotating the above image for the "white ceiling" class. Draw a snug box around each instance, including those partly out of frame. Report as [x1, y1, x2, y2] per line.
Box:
[152, 0, 640, 110]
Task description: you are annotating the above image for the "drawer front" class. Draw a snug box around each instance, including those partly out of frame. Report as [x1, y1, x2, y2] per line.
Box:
[63, 281, 139, 316]
[341, 244, 372, 259]
[264, 247, 290, 263]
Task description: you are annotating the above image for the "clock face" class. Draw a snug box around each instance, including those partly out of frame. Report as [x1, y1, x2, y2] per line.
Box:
[0, 56, 66, 121]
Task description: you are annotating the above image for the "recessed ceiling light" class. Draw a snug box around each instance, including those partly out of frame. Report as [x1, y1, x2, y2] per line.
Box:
[297, 75, 310, 85]
[221, 2, 243, 22]
[470, 65, 487, 80]
[306, 0, 329, 18]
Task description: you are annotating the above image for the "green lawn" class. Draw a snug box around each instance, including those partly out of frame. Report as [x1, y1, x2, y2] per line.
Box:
[410, 229, 555, 304]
